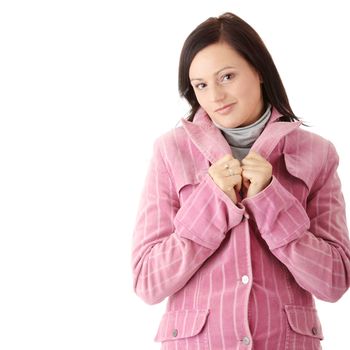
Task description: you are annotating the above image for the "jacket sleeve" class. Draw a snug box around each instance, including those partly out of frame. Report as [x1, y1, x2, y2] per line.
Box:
[132, 136, 244, 305]
[243, 141, 350, 302]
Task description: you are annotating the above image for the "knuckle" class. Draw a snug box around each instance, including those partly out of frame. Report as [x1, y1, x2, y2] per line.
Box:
[219, 180, 227, 189]
[223, 153, 233, 159]
[232, 159, 241, 166]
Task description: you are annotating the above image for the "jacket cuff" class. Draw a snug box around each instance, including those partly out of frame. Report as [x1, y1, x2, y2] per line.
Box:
[174, 173, 244, 250]
[242, 176, 310, 249]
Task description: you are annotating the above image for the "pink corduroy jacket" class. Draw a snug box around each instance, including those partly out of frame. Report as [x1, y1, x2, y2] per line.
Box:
[132, 107, 350, 350]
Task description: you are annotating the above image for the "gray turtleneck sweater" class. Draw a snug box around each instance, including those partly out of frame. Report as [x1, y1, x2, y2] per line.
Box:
[213, 104, 272, 160]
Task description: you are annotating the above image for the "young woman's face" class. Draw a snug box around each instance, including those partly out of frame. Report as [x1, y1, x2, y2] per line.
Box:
[189, 41, 264, 128]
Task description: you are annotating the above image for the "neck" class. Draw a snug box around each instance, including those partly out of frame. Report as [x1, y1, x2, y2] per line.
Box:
[213, 104, 272, 159]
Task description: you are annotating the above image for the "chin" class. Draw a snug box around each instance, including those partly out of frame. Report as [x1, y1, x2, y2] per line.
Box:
[218, 118, 240, 129]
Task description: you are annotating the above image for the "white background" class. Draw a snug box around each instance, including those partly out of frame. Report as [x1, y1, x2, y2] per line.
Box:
[0, 1, 349, 349]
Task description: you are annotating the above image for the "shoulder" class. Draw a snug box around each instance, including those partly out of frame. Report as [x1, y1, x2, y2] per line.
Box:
[151, 124, 207, 190]
[285, 127, 338, 161]
[153, 125, 191, 160]
[283, 126, 339, 191]
[155, 125, 187, 145]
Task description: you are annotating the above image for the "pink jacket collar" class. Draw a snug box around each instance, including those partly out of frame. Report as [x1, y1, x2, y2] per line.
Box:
[181, 107, 302, 163]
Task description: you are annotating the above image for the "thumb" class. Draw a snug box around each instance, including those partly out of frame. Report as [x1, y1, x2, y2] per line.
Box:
[225, 188, 238, 204]
[243, 177, 250, 189]
[234, 179, 242, 193]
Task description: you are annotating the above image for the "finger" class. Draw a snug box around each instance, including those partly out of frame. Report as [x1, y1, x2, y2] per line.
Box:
[242, 168, 269, 186]
[221, 160, 241, 173]
[242, 177, 250, 189]
[223, 174, 242, 191]
[241, 168, 256, 181]
[221, 182, 238, 203]
[224, 173, 242, 185]
[242, 160, 265, 169]
[233, 174, 242, 192]
[217, 154, 235, 165]
[231, 158, 242, 168]
[225, 181, 242, 203]
[224, 166, 242, 177]
[226, 189, 237, 204]
[241, 156, 266, 166]
[241, 164, 267, 172]
[234, 181, 242, 192]
[245, 151, 266, 161]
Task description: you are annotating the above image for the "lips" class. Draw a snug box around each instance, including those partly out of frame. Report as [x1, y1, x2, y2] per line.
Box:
[215, 103, 235, 113]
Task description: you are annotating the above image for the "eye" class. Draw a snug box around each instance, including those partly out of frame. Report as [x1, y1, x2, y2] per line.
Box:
[195, 82, 206, 90]
[221, 73, 234, 82]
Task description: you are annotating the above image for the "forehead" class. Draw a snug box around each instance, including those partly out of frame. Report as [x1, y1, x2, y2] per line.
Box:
[189, 41, 246, 79]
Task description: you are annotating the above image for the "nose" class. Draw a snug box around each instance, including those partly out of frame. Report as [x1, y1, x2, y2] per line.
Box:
[209, 84, 225, 102]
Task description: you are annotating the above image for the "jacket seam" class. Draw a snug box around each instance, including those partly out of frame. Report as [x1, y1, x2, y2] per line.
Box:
[268, 222, 308, 250]
[308, 141, 331, 200]
[156, 137, 178, 196]
[175, 217, 220, 250]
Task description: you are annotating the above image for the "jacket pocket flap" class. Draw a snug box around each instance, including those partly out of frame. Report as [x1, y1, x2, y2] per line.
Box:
[154, 309, 209, 342]
[285, 305, 324, 340]
[175, 168, 207, 194]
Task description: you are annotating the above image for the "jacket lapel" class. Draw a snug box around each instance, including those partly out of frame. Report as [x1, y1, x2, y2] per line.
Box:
[181, 108, 231, 164]
[251, 118, 302, 159]
[181, 107, 302, 162]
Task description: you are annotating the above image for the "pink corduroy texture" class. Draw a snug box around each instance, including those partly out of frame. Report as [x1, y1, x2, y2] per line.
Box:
[132, 107, 350, 350]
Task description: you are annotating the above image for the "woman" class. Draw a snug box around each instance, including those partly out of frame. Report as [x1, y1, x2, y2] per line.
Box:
[131, 12, 350, 350]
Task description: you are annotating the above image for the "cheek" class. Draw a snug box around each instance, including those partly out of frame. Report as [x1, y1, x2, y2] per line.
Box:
[239, 79, 262, 102]
[195, 92, 208, 107]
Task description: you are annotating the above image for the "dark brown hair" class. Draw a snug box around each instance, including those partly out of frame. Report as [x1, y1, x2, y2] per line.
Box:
[178, 12, 299, 122]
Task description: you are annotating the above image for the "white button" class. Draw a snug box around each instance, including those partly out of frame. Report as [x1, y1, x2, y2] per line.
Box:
[242, 336, 250, 345]
[241, 275, 249, 284]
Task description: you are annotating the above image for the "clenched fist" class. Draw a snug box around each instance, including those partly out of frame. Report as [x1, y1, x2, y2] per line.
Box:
[241, 151, 272, 198]
[208, 152, 273, 204]
[208, 154, 242, 204]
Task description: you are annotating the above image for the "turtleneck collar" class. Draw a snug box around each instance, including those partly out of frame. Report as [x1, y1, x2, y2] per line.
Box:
[212, 104, 272, 160]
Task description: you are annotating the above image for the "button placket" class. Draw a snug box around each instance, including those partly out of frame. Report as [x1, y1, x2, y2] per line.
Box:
[241, 275, 249, 284]
[242, 336, 250, 345]
[233, 209, 253, 349]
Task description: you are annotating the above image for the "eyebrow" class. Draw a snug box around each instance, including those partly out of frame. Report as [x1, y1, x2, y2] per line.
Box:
[190, 65, 236, 82]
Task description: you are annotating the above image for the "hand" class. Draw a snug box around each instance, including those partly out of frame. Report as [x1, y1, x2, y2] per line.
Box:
[208, 154, 242, 204]
[241, 151, 272, 198]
